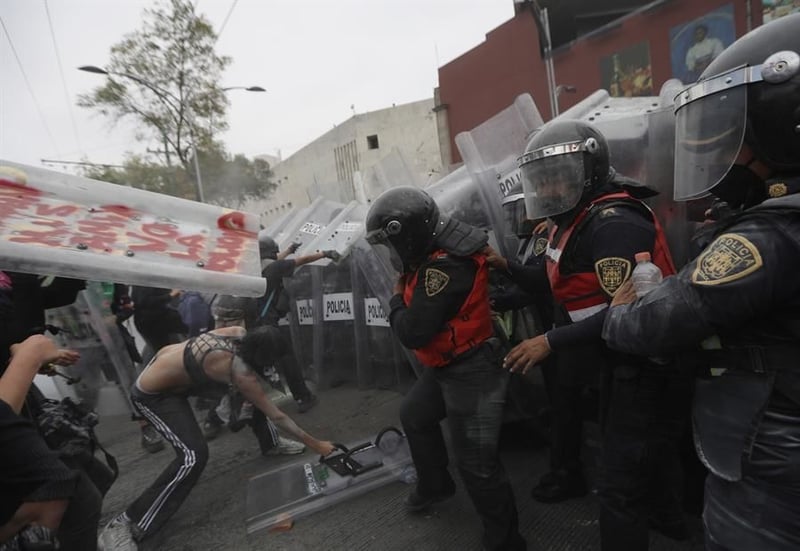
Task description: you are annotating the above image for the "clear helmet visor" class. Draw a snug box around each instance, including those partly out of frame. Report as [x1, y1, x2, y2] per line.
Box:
[521, 153, 586, 220]
[502, 193, 531, 237]
[673, 74, 748, 201]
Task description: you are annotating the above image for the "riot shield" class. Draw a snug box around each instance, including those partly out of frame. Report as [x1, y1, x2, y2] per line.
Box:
[555, 80, 695, 268]
[302, 201, 367, 267]
[0, 161, 264, 296]
[453, 94, 544, 258]
[261, 207, 297, 240]
[274, 197, 346, 254]
[44, 282, 137, 414]
[246, 426, 414, 535]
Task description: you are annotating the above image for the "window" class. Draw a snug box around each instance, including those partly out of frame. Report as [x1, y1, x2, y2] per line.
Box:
[366, 134, 379, 150]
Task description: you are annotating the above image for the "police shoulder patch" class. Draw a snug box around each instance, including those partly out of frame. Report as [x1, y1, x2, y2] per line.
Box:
[692, 233, 763, 285]
[594, 257, 632, 296]
[533, 237, 548, 256]
[424, 268, 450, 297]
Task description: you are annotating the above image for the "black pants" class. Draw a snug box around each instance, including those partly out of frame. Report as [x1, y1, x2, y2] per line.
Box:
[598, 366, 693, 551]
[275, 345, 312, 401]
[127, 389, 210, 540]
[400, 344, 526, 551]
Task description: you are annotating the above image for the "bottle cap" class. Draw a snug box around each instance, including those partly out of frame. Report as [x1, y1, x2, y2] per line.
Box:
[634, 251, 651, 263]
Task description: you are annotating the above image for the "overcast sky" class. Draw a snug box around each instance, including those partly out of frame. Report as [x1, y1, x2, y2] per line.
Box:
[0, 0, 513, 171]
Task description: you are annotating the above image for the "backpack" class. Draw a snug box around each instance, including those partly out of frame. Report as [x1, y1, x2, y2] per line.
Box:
[35, 397, 118, 496]
[178, 291, 214, 336]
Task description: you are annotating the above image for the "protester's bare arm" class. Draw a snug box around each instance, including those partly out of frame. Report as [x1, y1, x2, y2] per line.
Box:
[2, 335, 64, 413]
[231, 361, 334, 456]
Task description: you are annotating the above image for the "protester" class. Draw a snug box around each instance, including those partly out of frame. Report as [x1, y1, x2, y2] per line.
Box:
[98, 325, 335, 549]
[1, 334, 101, 551]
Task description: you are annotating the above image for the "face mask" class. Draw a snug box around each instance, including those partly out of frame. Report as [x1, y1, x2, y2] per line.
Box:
[711, 163, 766, 209]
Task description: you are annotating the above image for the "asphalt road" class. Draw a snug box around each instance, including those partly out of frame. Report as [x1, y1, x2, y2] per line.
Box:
[95, 385, 704, 551]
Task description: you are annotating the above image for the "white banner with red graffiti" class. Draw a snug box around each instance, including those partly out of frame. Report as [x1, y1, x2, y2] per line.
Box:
[0, 161, 265, 296]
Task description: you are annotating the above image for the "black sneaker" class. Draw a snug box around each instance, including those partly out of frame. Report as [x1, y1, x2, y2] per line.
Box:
[140, 424, 165, 454]
[404, 482, 456, 512]
[530, 471, 587, 503]
[296, 394, 319, 413]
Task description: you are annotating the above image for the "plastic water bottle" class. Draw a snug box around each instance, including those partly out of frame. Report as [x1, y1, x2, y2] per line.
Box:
[631, 251, 662, 298]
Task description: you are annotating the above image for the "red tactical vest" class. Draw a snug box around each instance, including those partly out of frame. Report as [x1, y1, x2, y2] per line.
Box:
[545, 191, 676, 322]
[403, 250, 493, 367]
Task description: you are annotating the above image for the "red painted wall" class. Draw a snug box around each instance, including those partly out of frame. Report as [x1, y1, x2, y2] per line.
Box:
[438, 0, 761, 164]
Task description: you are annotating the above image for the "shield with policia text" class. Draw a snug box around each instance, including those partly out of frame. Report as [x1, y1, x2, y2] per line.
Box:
[0, 161, 265, 296]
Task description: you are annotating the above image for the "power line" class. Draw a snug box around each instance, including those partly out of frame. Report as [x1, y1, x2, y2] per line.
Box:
[43, 0, 83, 155]
[0, 15, 61, 156]
[216, 0, 239, 42]
[41, 158, 124, 169]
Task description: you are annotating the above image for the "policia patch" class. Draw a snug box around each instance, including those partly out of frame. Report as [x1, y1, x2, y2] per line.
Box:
[533, 238, 548, 256]
[692, 233, 763, 285]
[595, 257, 631, 295]
[424, 268, 450, 297]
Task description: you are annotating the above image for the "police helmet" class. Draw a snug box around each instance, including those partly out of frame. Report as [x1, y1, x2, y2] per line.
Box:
[518, 119, 611, 219]
[365, 186, 439, 273]
[673, 13, 800, 202]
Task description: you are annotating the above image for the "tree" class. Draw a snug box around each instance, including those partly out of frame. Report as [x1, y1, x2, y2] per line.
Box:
[78, 0, 274, 205]
[82, 150, 277, 207]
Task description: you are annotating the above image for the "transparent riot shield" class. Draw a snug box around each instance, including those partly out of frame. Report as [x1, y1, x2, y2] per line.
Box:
[274, 197, 346, 254]
[261, 207, 297, 240]
[453, 94, 544, 259]
[302, 201, 367, 267]
[556, 80, 695, 268]
[0, 161, 264, 296]
[44, 282, 137, 414]
[246, 426, 414, 534]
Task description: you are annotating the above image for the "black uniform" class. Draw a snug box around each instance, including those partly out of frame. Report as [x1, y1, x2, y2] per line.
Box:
[391, 253, 526, 551]
[603, 185, 800, 550]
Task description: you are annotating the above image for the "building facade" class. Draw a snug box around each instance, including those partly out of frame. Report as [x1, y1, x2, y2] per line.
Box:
[438, 0, 773, 164]
[250, 98, 443, 225]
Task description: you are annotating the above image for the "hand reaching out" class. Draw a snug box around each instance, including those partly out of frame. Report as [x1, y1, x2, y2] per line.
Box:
[503, 334, 551, 375]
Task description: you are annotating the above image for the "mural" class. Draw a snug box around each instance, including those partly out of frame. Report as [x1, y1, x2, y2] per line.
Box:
[600, 41, 653, 98]
[669, 4, 736, 85]
[763, 0, 800, 23]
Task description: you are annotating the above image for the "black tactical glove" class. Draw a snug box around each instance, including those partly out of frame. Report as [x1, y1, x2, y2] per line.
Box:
[322, 250, 341, 261]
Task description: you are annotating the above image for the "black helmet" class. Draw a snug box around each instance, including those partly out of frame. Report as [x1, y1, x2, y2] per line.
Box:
[518, 119, 611, 220]
[673, 13, 800, 203]
[257, 230, 279, 260]
[365, 186, 439, 272]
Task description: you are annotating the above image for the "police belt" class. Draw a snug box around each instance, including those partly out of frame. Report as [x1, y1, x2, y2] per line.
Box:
[702, 344, 800, 374]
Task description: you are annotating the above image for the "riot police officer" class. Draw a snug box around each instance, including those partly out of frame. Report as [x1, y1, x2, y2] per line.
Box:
[603, 14, 800, 550]
[365, 186, 526, 551]
[500, 119, 692, 549]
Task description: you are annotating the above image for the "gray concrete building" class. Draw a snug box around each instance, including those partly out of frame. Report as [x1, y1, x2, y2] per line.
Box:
[248, 98, 444, 225]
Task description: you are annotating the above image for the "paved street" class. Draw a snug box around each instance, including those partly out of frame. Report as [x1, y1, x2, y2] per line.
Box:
[95, 385, 704, 551]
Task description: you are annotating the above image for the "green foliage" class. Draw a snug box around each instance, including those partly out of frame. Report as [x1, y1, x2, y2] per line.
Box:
[82, 150, 276, 206]
[77, 0, 230, 168]
[77, 0, 275, 206]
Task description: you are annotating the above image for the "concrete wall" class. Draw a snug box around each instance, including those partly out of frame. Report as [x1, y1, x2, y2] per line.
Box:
[248, 98, 443, 225]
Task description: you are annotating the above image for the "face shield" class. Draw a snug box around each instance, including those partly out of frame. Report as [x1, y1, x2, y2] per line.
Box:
[519, 141, 590, 220]
[502, 192, 531, 237]
[673, 67, 752, 200]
